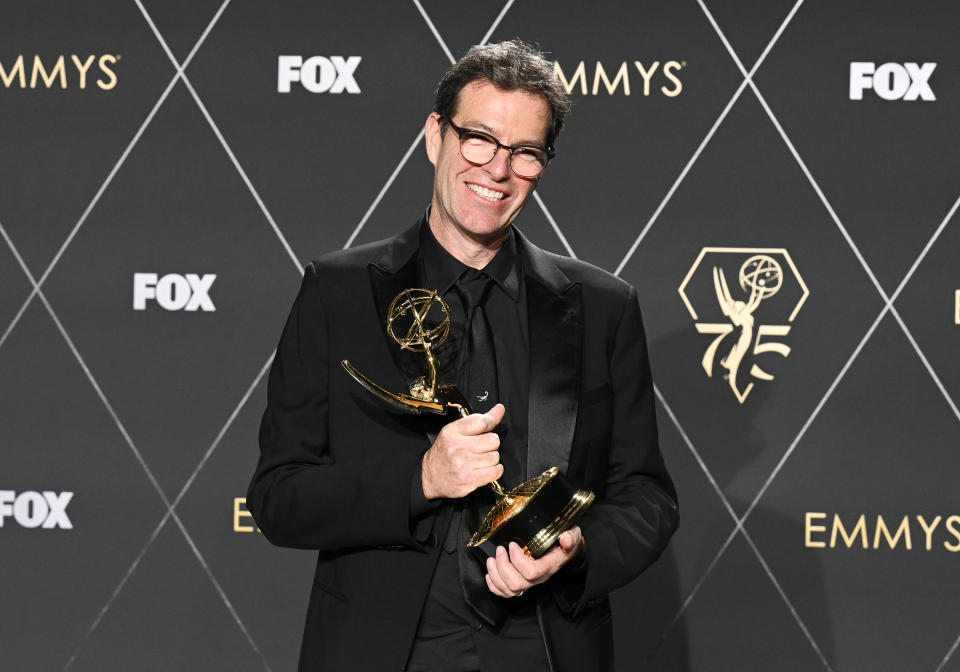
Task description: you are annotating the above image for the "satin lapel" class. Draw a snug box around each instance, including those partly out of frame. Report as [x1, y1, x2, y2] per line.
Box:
[521, 236, 583, 478]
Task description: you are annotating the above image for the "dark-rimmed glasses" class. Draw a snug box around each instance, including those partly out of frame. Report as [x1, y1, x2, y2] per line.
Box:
[444, 118, 554, 178]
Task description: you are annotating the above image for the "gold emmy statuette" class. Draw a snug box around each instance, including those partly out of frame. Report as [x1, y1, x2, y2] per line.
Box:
[341, 288, 594, 558]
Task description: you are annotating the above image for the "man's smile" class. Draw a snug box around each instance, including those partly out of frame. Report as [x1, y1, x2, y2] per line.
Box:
[466, 182, 507, 202]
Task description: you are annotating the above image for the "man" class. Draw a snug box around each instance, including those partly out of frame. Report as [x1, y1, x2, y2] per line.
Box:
[248, 40, 678, 671]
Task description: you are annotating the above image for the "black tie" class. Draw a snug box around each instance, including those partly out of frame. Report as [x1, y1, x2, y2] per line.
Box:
[453, 269, 509, 626]
[458, 269, 498, 414]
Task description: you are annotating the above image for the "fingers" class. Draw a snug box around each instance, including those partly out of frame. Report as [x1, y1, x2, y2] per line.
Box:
[474, 449, 500, 467]
[485, 572, 509, 598]
[420, 405, 506, 499]
[468, 431, 500, 454]
[558, 525, 583, 552]
[436, 421, 498, 451]
[482, 526, 589, 596]
[483, 533, 586, 597]
[486, 545, 531, 597]
[507, 542, 541, 581]
[531, 528, 585, 571]
[474, 464, 505, 489]
[485, 556, 510, 597]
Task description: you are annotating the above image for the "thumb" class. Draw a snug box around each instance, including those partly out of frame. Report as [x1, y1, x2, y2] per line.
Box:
[460, 403, 505, 435]
[485, 402, 506, 427]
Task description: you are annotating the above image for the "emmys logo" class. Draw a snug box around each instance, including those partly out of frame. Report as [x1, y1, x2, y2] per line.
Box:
[678, 248, 810, 403]
[849, 62, 936, 101]
[0, 54, 119, 90]
[553, 60, 683, 97]
[0, 490, 74, 529]
[805, 512, 960, 552]
[277, 55, 361, 94]
[133, 273, 216, 312]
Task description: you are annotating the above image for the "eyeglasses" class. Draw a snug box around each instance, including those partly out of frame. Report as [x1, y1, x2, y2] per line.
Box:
[444, 118, 554, 178]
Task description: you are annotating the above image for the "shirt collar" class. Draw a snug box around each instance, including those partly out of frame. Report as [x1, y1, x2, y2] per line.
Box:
[419, 212, 521, 302]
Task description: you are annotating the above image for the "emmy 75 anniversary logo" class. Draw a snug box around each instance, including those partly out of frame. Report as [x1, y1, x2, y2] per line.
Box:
[678, 248, 809, 403]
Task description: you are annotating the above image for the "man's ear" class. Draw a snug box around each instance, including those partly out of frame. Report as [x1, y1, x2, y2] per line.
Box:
[424, 113, 442, 166]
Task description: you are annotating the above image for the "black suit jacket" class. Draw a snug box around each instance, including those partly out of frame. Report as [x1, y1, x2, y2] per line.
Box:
[247, 219, 678, 672]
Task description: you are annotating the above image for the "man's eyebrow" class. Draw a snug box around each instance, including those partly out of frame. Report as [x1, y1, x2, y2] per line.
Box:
[460, 120, 546, 148]
[461, 120, 497, 134]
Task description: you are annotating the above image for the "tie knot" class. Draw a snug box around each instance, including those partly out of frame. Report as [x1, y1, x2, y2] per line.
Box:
[457, 270, 495, 311]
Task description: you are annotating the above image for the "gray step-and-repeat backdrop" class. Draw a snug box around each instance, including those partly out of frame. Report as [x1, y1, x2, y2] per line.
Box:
[2, 1, 958, 670]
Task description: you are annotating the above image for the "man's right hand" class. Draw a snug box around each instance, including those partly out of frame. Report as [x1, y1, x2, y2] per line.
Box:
[421, 403, 505, 500]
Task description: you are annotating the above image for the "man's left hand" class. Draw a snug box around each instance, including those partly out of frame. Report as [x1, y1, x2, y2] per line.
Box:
[484, 526, 585, 598]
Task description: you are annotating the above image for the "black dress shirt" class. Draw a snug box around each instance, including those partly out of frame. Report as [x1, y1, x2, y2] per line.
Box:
[420, 221, 529, 488]
[405, 221, 548, 671]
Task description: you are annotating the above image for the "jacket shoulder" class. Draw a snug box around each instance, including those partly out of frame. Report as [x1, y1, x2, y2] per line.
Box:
[545, 251, 635, 301]
[308, 236, 394, 274]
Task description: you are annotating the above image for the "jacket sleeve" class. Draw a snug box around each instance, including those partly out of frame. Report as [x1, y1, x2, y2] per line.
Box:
[550, 285, 679, 616]
[246, 262, 432, 551]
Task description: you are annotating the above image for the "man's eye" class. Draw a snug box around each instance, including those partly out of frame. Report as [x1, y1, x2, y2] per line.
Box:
[463, 133, 494, 146]
[514, 148, 546, 164]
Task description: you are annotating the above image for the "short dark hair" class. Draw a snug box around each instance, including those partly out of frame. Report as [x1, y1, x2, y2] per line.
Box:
[433, 39, 571, 151]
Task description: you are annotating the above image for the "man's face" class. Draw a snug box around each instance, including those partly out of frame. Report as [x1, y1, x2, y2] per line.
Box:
[425, 79, 552, 247]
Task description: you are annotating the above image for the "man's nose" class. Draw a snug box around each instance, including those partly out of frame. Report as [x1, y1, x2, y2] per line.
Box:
[485, 147, 512, 179]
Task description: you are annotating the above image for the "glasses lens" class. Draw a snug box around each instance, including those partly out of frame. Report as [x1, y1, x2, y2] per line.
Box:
[459, 132, 497, 165]
[510, 147, 548, 178]
[455, 126, 548, 178]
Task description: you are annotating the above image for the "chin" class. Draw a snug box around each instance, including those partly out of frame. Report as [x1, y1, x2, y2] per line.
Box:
[458, 219, 511, 242]
[457, 208, 517, 236]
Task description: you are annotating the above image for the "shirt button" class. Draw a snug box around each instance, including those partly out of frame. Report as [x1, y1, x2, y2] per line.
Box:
[475, 623, 483, 630]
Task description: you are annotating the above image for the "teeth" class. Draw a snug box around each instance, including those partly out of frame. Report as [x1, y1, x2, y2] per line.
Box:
[467, 183, 505, 201]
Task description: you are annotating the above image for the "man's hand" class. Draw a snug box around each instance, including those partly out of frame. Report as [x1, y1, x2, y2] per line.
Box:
[485, 526, 585, 598]
[421, 403, 505, 500]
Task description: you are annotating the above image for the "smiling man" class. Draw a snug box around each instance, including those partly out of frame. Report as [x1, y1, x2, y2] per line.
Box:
[248, 40, 678, 672]
[426, 79, 551, 263]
